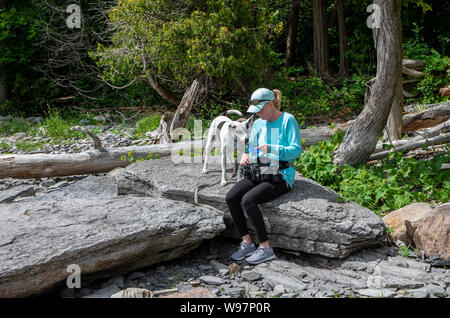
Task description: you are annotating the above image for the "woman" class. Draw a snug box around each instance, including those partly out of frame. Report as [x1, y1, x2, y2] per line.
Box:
[225, 88, 302, 264]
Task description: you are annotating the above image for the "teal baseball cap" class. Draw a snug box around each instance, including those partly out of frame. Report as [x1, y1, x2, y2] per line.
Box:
[246, 88, 275, 113]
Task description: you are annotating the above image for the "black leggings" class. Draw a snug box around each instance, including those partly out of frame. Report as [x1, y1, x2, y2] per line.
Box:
[225, 176, 291, 243]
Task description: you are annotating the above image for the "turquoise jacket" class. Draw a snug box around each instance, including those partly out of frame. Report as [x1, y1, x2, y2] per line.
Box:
[246, 112, 302, 189]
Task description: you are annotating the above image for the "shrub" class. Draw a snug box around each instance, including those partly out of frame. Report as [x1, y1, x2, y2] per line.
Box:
[295, 130, 450, 216]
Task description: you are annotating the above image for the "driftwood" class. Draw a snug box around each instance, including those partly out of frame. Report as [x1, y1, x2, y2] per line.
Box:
[146, 80, 200, 144]
[369, 132, 450, 161]
[0, 138, 206, 179]
[374, 119, 450, 153]
[402, 102, 450, 132]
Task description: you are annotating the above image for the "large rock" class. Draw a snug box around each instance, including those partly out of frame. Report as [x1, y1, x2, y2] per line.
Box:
[34, 175, 118, 201]
[114, 157, 386, 259]
[413, 203, 450, 260]
[382, 203, 434, 247]
[0, 196, 224, 298]
[0, 185, 35, 203]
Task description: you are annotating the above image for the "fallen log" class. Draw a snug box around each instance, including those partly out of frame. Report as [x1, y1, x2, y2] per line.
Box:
[0, 139, 206, 179]
[374, 119, 450, 153]
[403, 102, 450, 132]
[369, 132, 450, 161]
[402, 59, 425, 71]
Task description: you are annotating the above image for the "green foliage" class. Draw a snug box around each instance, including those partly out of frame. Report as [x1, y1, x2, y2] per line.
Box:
[39, 110, 84, 140]
[93, 0, 281, 99]
[133, 115, 162, 140]
[295, 130, 450, 215]
[0, 117, 31, 135]
[415, 50, 450, 104]
[272, 68, 367, 122]
[0, 1, 57, 114]
[0, 140, 12, 152]
[403, 23, 450, 104]
[398, 245, 420, 258]
[120, 150, 160, 164]
[15, 140, 44, 152]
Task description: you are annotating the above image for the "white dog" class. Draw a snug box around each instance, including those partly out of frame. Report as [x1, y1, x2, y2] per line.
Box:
[202, 110, 254, 186]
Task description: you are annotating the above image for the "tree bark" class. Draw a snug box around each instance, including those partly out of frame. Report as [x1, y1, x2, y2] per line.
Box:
[169, 79, 200, 139]
[312, 0, 335, 82]
[383, 67, 403, 141]
[335, 0, 349, 77]
[285, 0, 300, 68]
[146, 80, 200, 144]
[333, 0, 403, 169]
[403, 102, 450, 132]
[145, 71, 181, 107]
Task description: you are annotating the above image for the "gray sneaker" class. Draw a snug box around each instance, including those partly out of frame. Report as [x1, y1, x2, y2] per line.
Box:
[245, 246, 276, 264]
[230, 241, 257, 261]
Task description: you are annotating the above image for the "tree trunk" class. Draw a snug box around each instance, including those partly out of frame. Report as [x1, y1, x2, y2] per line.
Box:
[145, 70, 181, 107]
[333, 0, 403, 169]
[312, 0, 335, 82]
[146, 80, 200, 144]
[285, 0, 300, 68]
[383, 69, 403, 141]
[335, 0, 349, 77]
[169, 79, 200, 139]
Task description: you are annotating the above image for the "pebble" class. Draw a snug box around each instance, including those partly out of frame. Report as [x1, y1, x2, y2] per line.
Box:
[199, 275, 226, 286]
[241, 270, 261, 282]
[127, 272, 146, 280]
[198, 264, 213, 271]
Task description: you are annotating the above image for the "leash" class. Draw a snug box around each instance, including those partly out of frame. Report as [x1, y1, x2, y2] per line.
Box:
[193, 167, 243, 212]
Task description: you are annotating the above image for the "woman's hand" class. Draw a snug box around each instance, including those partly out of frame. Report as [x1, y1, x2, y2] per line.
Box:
[240, 153, 250, 165]
[256, 144, 269, 154]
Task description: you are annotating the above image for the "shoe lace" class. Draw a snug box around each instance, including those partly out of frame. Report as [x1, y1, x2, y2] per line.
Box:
[240, 242, 249, 250]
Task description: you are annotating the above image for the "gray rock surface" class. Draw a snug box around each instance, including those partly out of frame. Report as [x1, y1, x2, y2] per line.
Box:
[0, 185, 35, 203]
[37, 236, 449, 299]
[33, 175, 118, 201]
[114, 158, 386, 258]
[0, 196, 224, 297]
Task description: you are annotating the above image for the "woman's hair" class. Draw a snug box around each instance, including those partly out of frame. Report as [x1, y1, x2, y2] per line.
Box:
[273, 89, 282, 110]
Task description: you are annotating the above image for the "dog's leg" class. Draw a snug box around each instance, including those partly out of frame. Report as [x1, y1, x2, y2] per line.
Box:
[202, 134, 215, 174]
[220, 142, 228, 187]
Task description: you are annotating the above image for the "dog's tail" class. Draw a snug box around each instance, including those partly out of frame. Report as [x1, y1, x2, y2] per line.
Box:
[218, 110, 243, 117]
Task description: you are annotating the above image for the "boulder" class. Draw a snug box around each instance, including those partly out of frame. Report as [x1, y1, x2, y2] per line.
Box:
[413, 203, 450, 260]
[382, 202, 434, 247]
[0, 196, 224, 298]
[114, 157, 386, 259]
